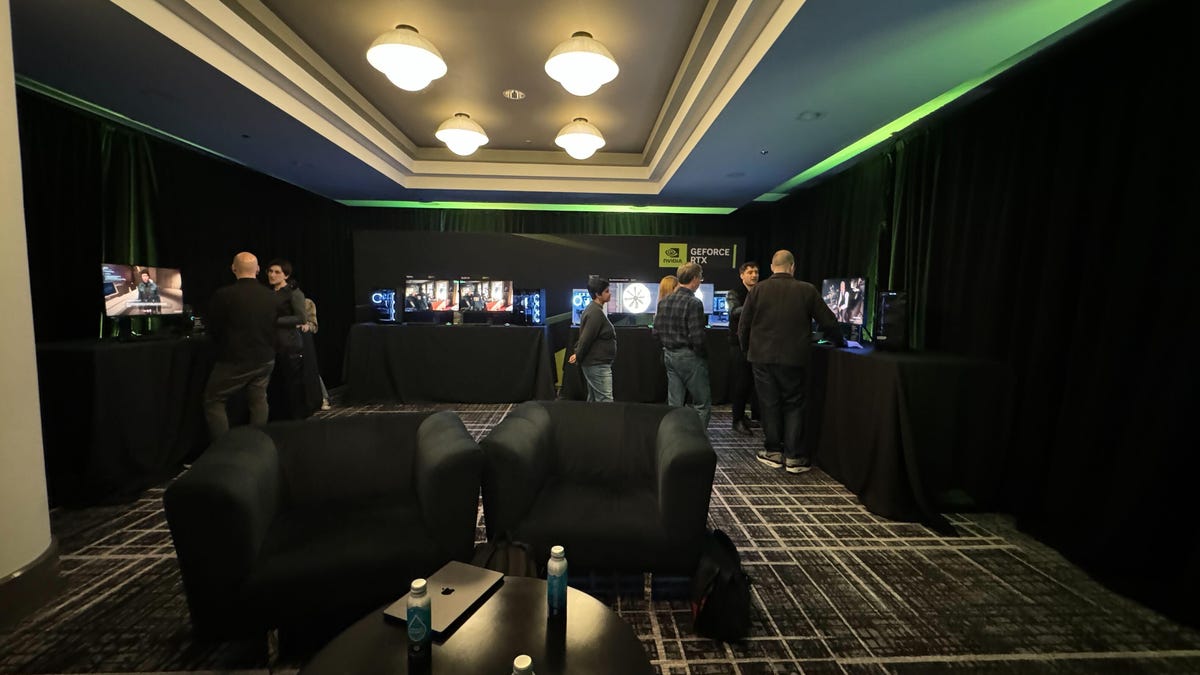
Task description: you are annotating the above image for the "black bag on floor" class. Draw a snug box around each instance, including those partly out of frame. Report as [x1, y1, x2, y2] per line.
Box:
[470, 533, 538, 578]
[690, 528, 752, 641]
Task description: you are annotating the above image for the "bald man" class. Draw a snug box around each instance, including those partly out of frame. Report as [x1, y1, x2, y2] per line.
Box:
[738, 250, 843, 473]
[202, 252, 281, 440]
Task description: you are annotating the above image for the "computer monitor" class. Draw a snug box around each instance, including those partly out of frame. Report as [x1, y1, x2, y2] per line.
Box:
[456, 279, 514, 313]
[709, 291, 729, 327]
[821, 277, 867, 326]
[101, 263, 184, 317]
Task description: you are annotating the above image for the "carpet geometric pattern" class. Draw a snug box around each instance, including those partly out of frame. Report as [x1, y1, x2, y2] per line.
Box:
[2, 401, 1198, 674]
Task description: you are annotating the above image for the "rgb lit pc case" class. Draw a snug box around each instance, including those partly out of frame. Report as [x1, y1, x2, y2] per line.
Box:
[369, 288, 396, 322]
[709, 292, 729, 327]
[512, 288, 546, 325]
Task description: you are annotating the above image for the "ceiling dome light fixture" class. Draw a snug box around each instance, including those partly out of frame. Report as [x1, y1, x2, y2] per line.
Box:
[545, 31, 619, 96]
[366, 24, 447, 92]
[555, 117, 605, 160]
[435, 113, 488, 156]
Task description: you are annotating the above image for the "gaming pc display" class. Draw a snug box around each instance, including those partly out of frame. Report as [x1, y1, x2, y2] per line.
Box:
[370, 288, 396, 322]
[403, 278, 455, 311]
[709, 291, 729, 327]
[570, 289, 590, 326]
[101, 263, 184, 316]
[821, 277, 868, 341]
[512, 288, 546, 325]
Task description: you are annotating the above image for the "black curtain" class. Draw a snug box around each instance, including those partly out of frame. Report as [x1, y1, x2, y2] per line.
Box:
[750, 0, 1198, 626]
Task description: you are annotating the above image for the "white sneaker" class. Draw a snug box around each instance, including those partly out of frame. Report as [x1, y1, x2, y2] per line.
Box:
[321, 400, 331, 411]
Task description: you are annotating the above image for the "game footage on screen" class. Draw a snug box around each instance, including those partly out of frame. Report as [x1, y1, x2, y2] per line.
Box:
[821, 277, 866, 325]
[456, 280, 513, 312]
[403, 280, 455, 311]
[101, 263, 184, 317]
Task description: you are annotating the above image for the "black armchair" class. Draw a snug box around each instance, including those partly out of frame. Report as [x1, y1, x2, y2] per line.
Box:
[163, 412, 482, 639]
[481, 401, 716, 575]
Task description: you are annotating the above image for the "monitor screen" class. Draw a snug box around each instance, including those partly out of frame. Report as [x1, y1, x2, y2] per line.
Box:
[606, 281, 659, 315]
[456, 279, 513, 312]
[370, 288, 396, 322]
[709, 291, 729, 326]
[403, 279, 456, 312]
[821, 277, 868, 326]
[101, 263, 183, 317]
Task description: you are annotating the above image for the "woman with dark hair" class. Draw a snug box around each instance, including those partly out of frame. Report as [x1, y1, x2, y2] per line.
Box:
[568, 276, 616, 402]
[266, 259, 317, 418]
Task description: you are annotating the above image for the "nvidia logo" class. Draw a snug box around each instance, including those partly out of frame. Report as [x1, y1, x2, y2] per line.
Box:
[665, 247, 680, 257]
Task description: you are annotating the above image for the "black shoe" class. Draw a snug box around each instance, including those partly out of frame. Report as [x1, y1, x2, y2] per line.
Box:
[746, 419, 762, 428]
[732, 419, 752, 436]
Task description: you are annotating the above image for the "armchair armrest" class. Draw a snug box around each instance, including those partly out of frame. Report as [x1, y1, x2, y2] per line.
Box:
[656, 408, 717, 538]
[480, 401, 553, 539]
[415, 411, 485, 562]
[163, 427, 281, 636]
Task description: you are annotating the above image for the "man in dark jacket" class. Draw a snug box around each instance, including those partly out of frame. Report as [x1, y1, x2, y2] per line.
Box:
[202, 252, 279, 440]
[568, 276, 617, 401]
[739, 250, 844, 473]
[726, 261, 760, 435]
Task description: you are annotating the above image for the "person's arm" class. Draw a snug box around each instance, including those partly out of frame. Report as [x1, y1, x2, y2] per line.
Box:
[276, 288, 306, 328]
[573, 305, 600, 363]
[727, 288, 744, 319]
[739, 289, 756, 353]
[688, 297, 706, 357]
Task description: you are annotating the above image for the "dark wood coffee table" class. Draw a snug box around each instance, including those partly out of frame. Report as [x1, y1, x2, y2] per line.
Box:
[299, 576, 653, 674]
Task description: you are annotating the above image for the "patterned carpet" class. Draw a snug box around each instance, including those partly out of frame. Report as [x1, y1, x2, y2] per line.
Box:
[2, 401, 1199, 674]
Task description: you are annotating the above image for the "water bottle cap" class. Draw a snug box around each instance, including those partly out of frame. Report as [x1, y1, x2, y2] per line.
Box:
[410, 578, 427, 595]
[551, 545, 565, 558]
[513, 654, 533, 671]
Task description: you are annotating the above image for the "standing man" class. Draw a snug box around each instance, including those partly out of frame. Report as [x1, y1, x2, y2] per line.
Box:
[726, 261, 760, 435]
[739, 250, 844, 473]
[202, 252, 280, 440]
[568, 276, 617, 402]
[653, 261, 711, 428]
[136, 270, 160, 311]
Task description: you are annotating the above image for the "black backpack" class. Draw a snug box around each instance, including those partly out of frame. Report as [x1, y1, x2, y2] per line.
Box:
[690, 529, 752, 641]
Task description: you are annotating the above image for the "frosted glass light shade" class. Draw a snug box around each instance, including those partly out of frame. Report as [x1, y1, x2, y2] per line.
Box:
[367, 25, 447, 92]
[555, 118, 605, 160]
[545, 32, 619, 96]
[436, 113, 488, 156]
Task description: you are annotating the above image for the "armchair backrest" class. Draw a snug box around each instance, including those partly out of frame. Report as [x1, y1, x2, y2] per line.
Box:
[265, 413, 430, 509]
[542, 400, 672, 490]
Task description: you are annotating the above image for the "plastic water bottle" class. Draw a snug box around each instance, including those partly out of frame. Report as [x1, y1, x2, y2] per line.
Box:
[512, 654, 534, 674]
[406, 578, 431, 662]
[547, 545, 567, 619]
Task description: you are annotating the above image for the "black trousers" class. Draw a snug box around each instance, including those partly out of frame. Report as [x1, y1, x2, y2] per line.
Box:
[728, 344, 759, 422]
[751, 363, 808, 460]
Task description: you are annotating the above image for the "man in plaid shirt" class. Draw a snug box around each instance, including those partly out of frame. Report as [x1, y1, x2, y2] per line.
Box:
[653, 261, 710, 428]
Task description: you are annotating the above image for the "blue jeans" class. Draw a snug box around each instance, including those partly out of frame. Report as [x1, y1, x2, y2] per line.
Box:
[581, 363, 614, 402]
[751, 363, 807, 461]
[663, 348, 711, 428]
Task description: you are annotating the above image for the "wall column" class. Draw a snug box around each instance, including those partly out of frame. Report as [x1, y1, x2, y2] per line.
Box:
[0, 0, 61, 628]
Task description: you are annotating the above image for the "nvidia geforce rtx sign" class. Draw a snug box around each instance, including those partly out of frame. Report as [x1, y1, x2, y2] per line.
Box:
[659, 243, 736, 268]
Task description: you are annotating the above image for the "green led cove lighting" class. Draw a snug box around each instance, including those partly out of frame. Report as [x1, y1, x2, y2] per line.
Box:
[757, 0, 1114, 201]
[338, 200, 735, 215]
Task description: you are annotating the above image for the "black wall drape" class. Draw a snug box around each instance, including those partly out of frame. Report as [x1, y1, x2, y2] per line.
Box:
[745, 0, 1198, 626]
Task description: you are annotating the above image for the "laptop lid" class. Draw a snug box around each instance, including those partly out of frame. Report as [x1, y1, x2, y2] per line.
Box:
[384, 561, 504, 639]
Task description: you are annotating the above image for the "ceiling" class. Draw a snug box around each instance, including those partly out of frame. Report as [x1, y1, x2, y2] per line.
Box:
[9, 0, 1123, 212]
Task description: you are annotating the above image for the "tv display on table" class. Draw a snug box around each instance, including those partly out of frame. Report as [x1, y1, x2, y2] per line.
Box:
[457, 279, 513, 312]
[821, 277, 867, 326]
[101, 263, 184, 316]
[403, 279, 455, 312]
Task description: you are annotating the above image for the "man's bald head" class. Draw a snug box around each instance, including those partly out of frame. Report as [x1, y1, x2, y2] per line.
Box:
[232, 252, 259, 279]
[770, 250, 795, 273]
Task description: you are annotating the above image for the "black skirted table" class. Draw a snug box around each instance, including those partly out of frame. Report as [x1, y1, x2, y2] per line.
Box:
[342, 323, 556, 404]
[300, 577, 652, 675]
[35, 337, 213, 507]
[810, 346, 1013, 533]
[560, 326, 731, 403]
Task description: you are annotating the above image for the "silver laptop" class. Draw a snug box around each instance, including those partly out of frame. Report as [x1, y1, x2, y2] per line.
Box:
[384, 561, 504, 639]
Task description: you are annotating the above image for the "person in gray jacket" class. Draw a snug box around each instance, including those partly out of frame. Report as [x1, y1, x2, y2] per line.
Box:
[568, 276, 617, 402]
[739, 250, 844, 473]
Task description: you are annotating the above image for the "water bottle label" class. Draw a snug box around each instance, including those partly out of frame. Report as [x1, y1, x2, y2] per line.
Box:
[548, 573, 566, 613]
[407, 607, 430, 643]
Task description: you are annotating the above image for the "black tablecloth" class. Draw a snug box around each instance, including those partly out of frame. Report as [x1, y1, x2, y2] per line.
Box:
[559, 327, 731, 403]
[812, 346, 1013, 532]
[36, 337, 213, 507]
[342, 323, 556, 403]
